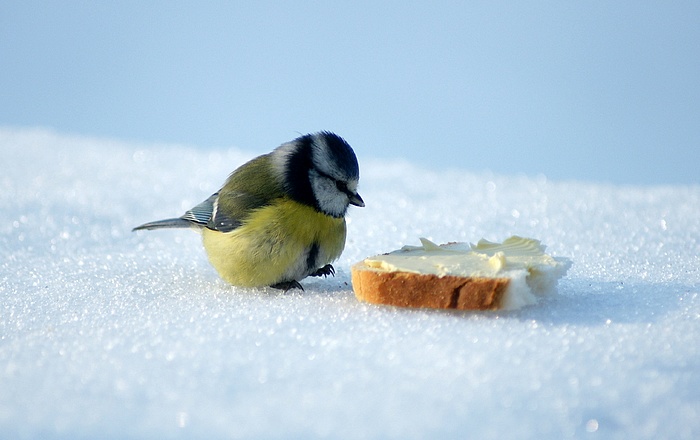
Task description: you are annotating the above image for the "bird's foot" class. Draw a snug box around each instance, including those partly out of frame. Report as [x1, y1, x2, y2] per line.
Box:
[270, 280, 304, 291]
[310, 264, 335, 278]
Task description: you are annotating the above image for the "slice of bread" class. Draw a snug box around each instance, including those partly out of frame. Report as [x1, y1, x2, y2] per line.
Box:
[351, 236, 571, 311]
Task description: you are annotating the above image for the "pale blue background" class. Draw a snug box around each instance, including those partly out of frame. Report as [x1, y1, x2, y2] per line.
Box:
[2, 1, 698, 184]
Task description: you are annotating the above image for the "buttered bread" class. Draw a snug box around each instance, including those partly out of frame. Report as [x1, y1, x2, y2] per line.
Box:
[351, 236, 571, 310]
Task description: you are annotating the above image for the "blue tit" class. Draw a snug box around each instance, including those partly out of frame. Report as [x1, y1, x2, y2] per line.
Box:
[133, 131, 364, 290]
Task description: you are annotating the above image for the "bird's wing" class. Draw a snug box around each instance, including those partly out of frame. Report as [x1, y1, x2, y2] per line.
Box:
[194, 154, 286, 233]
[180, 192, 219, 227]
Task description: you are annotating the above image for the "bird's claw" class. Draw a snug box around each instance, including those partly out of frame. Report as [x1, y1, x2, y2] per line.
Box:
[270, 280, 304, 291]
[310, 264, 335, 278]
[269, 265, 335, 291]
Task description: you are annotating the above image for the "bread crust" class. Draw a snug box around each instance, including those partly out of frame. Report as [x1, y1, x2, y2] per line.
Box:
[351, 262, 511, 310]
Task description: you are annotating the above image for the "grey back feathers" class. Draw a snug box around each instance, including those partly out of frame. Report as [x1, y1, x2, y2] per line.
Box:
[132, 193, 216, 231]
[132, 192, 241, 233]
[181, 193, 218, 227]
[183, 192, 242, 232]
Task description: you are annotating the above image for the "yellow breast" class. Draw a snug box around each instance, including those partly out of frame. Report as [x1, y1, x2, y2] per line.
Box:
[201, 199, 347, 287]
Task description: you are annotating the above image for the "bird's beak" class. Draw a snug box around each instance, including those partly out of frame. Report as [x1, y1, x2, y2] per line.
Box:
[349, 192, 365, 207]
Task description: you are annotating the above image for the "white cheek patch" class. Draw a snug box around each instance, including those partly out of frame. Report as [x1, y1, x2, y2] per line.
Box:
[309, 171, 348, 218]
[310, 173, 337, 204]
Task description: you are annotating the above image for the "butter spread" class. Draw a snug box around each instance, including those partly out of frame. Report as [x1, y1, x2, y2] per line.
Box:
[364, 236, 572, 310]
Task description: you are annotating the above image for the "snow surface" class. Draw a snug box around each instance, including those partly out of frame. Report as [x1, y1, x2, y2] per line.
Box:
[1, 128, 699, 439]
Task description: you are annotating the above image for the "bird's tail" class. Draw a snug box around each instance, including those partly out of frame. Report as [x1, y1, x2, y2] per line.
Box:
[132, 218, 193, 231]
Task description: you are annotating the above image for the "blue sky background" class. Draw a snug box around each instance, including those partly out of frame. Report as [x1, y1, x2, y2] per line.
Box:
[1, 1, 698, 184]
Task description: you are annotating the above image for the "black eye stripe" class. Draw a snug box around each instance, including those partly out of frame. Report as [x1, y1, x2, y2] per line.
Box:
[335, 180, 348, 191]
[317, 170, 340, 186]
[317, 169, 352, 195]
[316, 169, 334, 180]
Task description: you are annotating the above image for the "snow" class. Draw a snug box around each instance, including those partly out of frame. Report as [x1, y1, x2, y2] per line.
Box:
[1, 127, 699, 439]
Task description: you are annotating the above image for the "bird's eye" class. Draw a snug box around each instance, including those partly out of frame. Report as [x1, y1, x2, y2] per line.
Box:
[335, 180, 348, 193]
[316, 169, 351, 196]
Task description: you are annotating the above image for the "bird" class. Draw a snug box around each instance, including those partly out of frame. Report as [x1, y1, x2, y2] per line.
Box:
[133, 131, 364, 291]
